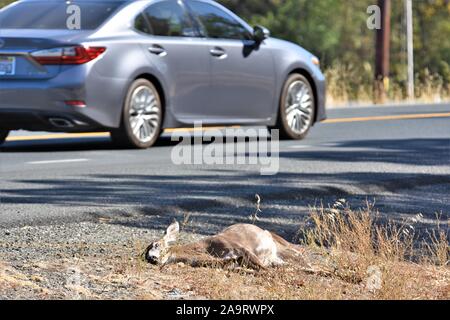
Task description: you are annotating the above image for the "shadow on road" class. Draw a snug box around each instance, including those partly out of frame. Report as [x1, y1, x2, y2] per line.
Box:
[280, 138, 450, 166]
[0, 137, 181, 152]
[1, 174, 449, 237]
[0, 138, 449, 237]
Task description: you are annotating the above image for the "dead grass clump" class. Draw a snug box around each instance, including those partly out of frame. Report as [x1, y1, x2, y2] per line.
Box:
[301, 201, 449, 299]
[325, 64, 450, 106]
[0, 262, 51, 296]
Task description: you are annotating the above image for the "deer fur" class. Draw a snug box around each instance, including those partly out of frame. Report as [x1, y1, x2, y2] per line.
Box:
[145, 221, 315, 270]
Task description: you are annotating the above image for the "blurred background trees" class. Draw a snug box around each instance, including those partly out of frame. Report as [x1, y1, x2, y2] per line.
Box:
[220, 0, 450, 105]
[1, 0, 449, 105]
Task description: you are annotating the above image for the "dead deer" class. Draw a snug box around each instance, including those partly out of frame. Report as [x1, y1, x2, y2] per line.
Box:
[145, 221, 322, 271]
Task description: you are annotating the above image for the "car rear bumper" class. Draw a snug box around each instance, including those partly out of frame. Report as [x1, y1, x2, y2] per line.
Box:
[0, 63, 128, 131]
[0, 80, 103, 131]
[0, 109, 103, 132]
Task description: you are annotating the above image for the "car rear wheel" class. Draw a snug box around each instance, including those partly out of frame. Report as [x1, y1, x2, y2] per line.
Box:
[111, 79, 163, 149]
[274, 74, 315, 140]
[0, 130, 9, 145]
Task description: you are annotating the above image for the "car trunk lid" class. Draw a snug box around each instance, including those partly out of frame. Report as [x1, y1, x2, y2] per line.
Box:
[0, 30, 93, 80]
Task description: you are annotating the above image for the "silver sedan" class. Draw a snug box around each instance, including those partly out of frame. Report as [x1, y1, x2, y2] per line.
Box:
[0, 0, 326, 148]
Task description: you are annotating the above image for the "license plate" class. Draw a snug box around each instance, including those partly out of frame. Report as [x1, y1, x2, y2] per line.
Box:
[0, 56, 16, 76]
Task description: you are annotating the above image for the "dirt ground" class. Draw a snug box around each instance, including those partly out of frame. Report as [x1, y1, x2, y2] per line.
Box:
[1, 220, 448, 300]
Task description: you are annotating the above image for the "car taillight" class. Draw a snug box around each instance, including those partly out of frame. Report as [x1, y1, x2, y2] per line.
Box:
[65, 100, 87, 108]
[31, 46, 106, 65]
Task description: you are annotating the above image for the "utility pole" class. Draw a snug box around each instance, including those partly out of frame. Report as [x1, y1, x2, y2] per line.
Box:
[405, 0, 415, 100]
[375, 0, 391, 104]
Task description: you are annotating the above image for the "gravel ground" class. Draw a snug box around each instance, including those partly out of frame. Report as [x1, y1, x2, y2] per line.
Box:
[0, 200, 448, 300]
[0, 197, 306, 299]
[0, 219, 215, 300]
[1, 104, 449, 299]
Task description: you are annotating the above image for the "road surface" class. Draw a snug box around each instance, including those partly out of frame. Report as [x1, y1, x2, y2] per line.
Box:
[1, 103, 449, 238]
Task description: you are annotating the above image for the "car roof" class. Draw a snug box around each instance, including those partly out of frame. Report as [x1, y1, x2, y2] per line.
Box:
[17, 0, 218, 5]
[16, 0, 132, 3]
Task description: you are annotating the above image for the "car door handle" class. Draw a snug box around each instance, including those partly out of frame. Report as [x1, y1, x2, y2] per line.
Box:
[148, 45, 167, 56]
[210, 47, 227, 58]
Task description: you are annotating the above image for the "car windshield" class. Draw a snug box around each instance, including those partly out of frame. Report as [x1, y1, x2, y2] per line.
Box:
[0, 0, 126, 30]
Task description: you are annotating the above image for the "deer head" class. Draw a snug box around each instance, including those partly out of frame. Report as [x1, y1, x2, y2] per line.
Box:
[145, 221, 180, 265]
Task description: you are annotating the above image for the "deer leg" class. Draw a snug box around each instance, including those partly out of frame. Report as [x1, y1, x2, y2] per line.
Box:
[163, 254, 229, 269]
[238, 251, 267, 271]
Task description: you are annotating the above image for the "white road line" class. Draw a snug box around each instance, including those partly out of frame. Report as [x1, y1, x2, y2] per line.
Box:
[27, 159, 89, 165]
[288, 145, 313, 149]
[320, 143, 341, 147]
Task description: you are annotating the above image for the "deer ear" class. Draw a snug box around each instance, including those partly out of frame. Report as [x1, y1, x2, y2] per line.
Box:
[163, 221, 180, 245]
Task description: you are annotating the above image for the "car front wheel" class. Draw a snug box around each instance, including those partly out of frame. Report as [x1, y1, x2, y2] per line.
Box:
[275, 74, 315, 140]
[111, 79, 163, 149]
[0, 130, 9, 145]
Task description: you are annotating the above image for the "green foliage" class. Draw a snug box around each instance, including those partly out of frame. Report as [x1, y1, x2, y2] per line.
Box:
[220, 0, 450, 101]
[0, 0, 12, 8]
[1, 0, 449, 102]
[220, 0, 449, 75]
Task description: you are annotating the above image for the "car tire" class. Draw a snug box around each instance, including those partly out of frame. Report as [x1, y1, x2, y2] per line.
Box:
[0, 130, 9, 145]
[273, 74, 315, 140]
[111, 79, 163, 149]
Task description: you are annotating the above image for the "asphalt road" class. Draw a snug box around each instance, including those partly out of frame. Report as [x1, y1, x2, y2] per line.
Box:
[1, 103, 449, 237]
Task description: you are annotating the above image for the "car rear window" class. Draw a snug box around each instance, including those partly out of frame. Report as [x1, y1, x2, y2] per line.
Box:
[0, 0, 126, 30]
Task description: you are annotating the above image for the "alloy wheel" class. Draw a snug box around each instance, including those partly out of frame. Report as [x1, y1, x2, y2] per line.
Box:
[284, 79, 314, 136]
[128, 86, 161, 143]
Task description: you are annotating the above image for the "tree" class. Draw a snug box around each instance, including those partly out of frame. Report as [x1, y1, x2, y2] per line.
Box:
[1, 0, 448, 102]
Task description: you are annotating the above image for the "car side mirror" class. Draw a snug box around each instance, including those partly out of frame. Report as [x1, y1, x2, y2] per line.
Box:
[253, 25, 270, 43]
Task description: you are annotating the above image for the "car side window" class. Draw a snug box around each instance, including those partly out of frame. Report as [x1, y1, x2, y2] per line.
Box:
[135, 14, 152, 34]
[188, 1, 252, 40]
[135, 1, 196, 37]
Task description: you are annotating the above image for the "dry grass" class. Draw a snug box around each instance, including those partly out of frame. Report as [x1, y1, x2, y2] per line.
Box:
[299, 201, 449, 299]
[85, 205, 449, 299]
[0, 262, 53, 297]
[0, 204, 448, 300]
[325, 65, 450, 107]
